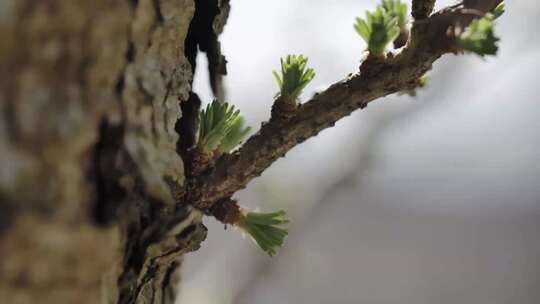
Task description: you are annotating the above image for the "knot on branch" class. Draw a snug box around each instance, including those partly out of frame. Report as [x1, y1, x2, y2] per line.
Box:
[271, 96, 298, 122]
[210, 198, 241, 224]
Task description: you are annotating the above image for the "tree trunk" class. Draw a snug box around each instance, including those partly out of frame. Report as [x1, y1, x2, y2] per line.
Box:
[0, 0, 226, 303]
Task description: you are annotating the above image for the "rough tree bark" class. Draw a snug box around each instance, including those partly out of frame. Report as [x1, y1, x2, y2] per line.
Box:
[0, 0, 228, 303]
[0, 0, 501, 303]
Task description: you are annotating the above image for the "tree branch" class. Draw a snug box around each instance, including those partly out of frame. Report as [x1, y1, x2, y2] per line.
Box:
[412, 0, 436, 19]
[185, 1, 502, 211]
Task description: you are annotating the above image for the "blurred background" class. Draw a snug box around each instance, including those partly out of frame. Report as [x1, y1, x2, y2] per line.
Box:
[179, 1, 540, 304]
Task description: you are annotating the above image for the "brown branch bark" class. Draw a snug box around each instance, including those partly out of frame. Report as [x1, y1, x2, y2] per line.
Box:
[187, 0, 503, 211]
[412, 0, 436, 19]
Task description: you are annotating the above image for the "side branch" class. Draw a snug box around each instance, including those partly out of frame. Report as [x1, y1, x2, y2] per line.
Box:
[187, 1, 502, 210]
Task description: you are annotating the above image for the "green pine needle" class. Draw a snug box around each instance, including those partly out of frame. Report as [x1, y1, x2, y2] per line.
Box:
[354, 6, 400, 56]
[458, 15, 500, 57]
[218, 116, 251, 153]
[238, 210, 289, 257]
[419, 74, 430, 87]
[492, 2, 505, 20]
[273, 55, 316, 100]
[380, 0, 408, 29]
[198, 100, 251, 154]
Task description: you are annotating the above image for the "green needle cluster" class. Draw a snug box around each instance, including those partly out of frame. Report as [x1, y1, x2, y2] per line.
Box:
[458, 17, 498, 57]
[273, 55, 316, 100]
[238, 210, 289, 257]
[380, 0, 408, 30]
[457, 2, 505, 57]
[198, 100, 251, 155]
[354, 5, 400, 56]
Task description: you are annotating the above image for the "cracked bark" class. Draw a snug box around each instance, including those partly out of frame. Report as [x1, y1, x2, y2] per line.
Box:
[0, 0, 223, 303]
